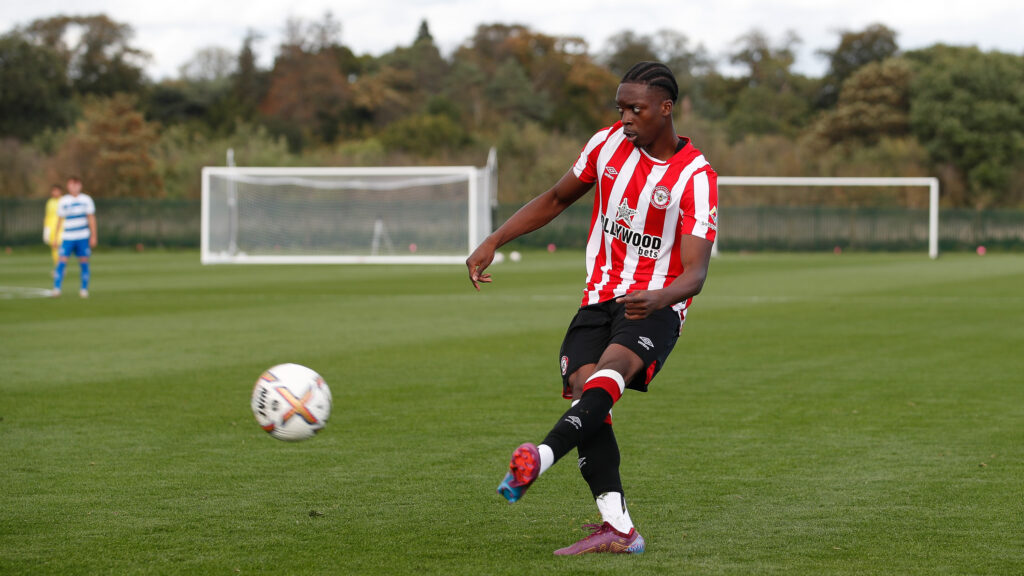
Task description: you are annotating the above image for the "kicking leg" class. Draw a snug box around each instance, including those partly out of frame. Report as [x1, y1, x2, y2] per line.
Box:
[497, 345, 641, 503]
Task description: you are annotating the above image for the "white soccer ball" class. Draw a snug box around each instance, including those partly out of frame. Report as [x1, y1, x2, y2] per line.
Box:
[493, 251, 505, 263]
[510, 251, 522, 262]
[251, 363, 332, 441]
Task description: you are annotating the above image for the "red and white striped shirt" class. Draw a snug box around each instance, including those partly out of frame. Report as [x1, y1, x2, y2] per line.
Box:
[572, 121, 718, 323]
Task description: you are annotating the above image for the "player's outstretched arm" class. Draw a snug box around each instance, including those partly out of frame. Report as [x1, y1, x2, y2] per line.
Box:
[467, 170, 592, 290]
[617, 235, 713, 319]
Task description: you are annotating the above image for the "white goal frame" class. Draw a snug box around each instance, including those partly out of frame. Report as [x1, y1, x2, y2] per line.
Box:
[200, 149, 497, 265]
[715, 176, 940, 259]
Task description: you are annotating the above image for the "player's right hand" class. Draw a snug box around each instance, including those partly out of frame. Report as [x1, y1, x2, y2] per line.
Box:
[466, 244, 495, 291]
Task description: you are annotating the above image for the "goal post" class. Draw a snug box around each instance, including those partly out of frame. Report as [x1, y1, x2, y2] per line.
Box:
[201, 151, 497, 265]
[714, 176, 940, 259]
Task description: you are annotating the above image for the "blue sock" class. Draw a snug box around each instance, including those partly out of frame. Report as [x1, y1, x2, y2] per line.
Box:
[54, 260, 67, 290]
[80, 260, 90, 290]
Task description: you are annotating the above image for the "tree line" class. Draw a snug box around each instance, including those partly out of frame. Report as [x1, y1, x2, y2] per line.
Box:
[0, 13, 1021, 208]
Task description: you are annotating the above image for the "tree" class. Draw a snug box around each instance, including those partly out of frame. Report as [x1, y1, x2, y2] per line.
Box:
[603, 29, 710, 81]
[816, 58, 911, 145]
[50, 94, 163, 198]
[731, 29, 801, 89]
[261, 50, 349, 146]
[260, 14, 351, 147]
[725, 29, 813, 139]
[230, 30, 268, 122]
[140, 46, 239, 132]
[24, 14, 148, 96]
[817, 24, 899, 108]
[179, 46, 235, 83]
[379, 113, 468, 155]
[144, 76, 236, 133]
[486, 59, 550, 123]
[451, 23, 614, 134]
[0, 138, 45, 198]
[375, 20, 449, 100]
[348, 65, 418, 131]
[0, 32, 74, 139]
[603, 31, 658, 77]
[906, 45, 1024, 207]
[554, 55, 619, 133]
[655, 30, 712, 78]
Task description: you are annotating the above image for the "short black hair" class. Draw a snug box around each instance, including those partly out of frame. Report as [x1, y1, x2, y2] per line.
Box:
[621, 61, 679, 103]
[67, 175, 81, 183]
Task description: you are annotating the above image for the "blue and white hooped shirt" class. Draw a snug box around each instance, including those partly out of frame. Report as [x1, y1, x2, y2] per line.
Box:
[57, 194, 96, 241]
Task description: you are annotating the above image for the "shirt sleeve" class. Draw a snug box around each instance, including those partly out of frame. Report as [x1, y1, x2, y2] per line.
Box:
[678, 168, 718, 242]
[572, 126, 614, 183]
[85, 196, 96, 215]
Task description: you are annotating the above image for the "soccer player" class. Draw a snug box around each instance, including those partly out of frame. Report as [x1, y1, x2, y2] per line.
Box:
[43, 184, 64, 271]
[51, 176, 97, 298]
[466, 62, 718, 555]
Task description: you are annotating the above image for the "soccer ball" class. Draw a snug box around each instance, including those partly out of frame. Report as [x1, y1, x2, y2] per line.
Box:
[251, 363, 332, 441]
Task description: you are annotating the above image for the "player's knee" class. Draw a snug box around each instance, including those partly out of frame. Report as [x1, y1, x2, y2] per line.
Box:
[568, 366, 595, 399]
[595, 345, 644, 384]
[570, 378, 585, 399]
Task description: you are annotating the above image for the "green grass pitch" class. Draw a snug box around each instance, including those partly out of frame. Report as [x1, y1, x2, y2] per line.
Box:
[1, 249, 1022, 575]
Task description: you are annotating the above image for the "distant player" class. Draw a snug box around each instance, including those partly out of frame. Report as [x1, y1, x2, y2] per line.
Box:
[43, 184, 64, 271]
[51, 176, 97, 298]
[466, 62, 718, 555]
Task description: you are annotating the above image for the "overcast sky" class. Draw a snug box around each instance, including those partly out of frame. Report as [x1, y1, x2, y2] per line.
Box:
[2, 0, 1022, 79]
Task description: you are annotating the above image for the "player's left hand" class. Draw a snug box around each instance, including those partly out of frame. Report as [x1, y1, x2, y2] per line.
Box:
[90, 237, 97, 248]
[616, 290, 666, 320]
[465, 244, 495, 291]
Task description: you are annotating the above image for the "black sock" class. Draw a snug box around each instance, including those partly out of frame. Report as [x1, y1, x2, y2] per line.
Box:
[578, 422, 623, 498]
[540, 387, 614, 463]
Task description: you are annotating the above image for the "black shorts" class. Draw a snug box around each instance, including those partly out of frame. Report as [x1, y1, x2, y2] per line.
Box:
[558, 299, 681, 398]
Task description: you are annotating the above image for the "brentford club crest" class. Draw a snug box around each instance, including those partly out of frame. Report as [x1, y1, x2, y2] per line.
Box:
[560, 355, 569, 376]
[650, 186, 671, 209]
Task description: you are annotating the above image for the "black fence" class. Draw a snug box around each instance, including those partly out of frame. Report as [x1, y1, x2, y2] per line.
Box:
[1, 198, 200, 248]
[498, 203, 1024, 252]
[3, 197, 1023, 252]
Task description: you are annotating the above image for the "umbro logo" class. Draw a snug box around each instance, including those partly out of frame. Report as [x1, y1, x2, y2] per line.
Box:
[638, 336, 654, 351]
[565, 415, 582, 430]
[604, 166, 618, 180]
[578, 456, 587, 469]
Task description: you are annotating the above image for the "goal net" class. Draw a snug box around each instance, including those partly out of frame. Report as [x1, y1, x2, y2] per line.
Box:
[201, 150, 496, 264]
[714, 176, 940, 259]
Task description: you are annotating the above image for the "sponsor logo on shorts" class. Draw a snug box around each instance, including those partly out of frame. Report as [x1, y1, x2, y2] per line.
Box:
[638, 336, 654, 351]
[560, 355, 569, 376]
[650, 185, 671, 209]
[565, 415, 582, 430]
